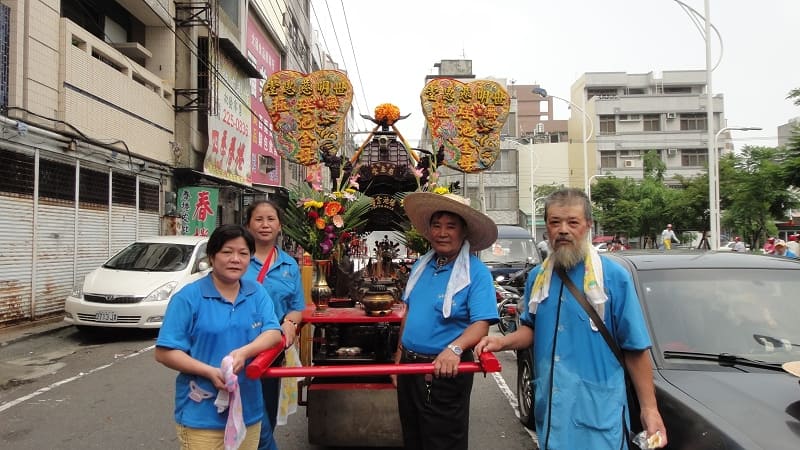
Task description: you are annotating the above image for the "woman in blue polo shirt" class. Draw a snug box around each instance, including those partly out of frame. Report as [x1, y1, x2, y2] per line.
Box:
[244, 199, 305, 450]
[155, 224, 282, 449]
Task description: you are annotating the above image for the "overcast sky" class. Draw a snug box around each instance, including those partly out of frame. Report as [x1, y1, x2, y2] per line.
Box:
[310, 0, 799, 148]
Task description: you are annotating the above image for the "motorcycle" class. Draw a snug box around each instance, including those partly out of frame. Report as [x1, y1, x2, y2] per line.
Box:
[494, 282, 520, 335]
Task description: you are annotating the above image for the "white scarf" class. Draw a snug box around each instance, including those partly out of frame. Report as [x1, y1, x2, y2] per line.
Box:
[403, 241, 471, 318]
[529, 245, 608, 330]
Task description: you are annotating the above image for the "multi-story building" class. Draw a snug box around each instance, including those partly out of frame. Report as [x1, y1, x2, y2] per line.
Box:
[778, 117, 799, 147]
[0, 0, 313, 327]
[570, 71, 725, 186]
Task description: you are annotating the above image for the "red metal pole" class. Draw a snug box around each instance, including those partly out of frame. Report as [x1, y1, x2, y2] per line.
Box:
[245, 351, 501, 379]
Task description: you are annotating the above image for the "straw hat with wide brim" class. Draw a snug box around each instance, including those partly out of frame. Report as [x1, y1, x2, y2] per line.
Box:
[783, 361, 800, 378]
[404, 192, 497, 252]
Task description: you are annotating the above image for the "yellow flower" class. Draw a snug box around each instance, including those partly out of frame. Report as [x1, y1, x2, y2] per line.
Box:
[315, 217, 326, 229]
[433, 186, 450, 195]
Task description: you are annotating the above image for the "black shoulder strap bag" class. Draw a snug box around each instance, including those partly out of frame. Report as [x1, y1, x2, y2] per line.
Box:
[554, 267, 642, 443]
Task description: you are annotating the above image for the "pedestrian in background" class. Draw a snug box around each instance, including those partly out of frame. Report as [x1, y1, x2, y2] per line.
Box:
[394, 192, 499, 450]
[476, 188, 667, 449]
[763, 237, 776, 254]
[660, 224, 680, 250]
[773, 239, 797, 259]
[787, 234, 800, 256]
[244, 200, 306, 450]
[732, 236, 746, 253]
[155, 224, 283, 450]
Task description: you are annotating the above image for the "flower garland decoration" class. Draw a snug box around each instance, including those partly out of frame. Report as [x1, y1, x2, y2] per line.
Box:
[374, 103, 401, 126]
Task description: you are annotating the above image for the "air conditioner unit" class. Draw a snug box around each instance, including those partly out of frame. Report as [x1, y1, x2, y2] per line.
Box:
[624, 160, 635, 168]
[666, 112, 677, 119]
[667, 148, 678, 156]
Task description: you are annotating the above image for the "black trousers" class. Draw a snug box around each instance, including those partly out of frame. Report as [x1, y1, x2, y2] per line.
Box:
[396, 351, 474, 450]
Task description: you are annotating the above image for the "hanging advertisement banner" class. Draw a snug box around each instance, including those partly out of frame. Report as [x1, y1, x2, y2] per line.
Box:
[204, 52, 252, 185]
[247, 14, 282, 186]
[177, 186, 218, 236]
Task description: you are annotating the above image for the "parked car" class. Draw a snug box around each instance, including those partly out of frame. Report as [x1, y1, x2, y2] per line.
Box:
[516, 251, 800, 449]
[480, 225, 540, 286]
[64, 236, 209, 329]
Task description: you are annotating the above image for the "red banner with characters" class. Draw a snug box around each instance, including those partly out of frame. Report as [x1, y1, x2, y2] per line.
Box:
[247, 15, 281, 186]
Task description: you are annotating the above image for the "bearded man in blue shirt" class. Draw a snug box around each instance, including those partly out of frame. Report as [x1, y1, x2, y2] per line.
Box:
[476, 188, 668, 449]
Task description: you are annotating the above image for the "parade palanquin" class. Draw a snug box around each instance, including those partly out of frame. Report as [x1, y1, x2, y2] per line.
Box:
[249, 69, 509, 446]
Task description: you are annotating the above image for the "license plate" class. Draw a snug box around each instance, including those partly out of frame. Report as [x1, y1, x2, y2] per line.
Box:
[95, 311, 117, 322]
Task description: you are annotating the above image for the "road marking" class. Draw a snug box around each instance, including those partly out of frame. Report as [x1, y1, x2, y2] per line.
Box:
[0, 344, 154, 413]
[491, 350, 539, 444]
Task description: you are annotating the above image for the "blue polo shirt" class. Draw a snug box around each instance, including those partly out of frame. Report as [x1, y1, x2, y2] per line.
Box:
[401, 254, 498, 355]
[156, 275, 281, 429]
[245, 248, 305, 320]
[519, 257, 651, 449]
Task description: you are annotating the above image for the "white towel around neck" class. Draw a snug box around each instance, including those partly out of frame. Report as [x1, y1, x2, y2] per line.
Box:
[403, 241, 471, 318]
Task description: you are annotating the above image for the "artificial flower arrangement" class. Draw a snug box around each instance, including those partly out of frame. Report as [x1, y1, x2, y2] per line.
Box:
[282, 175, 373, 262]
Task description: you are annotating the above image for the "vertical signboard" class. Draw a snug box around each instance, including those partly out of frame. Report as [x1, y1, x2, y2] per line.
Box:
[178, 186, 219, 236]
[247, 14, 282, 186]
[203, 52, 252, 185]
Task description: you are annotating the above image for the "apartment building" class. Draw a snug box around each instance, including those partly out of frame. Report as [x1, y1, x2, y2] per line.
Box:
[0, 0, 313, 327]
[570, 71, 725, 186]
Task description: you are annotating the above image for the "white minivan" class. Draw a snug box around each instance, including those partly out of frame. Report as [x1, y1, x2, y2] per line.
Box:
[64, 236, 210, 329]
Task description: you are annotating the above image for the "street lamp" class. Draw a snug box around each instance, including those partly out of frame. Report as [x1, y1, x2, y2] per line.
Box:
[532, 87, 594, 194]
[710, 126, 762, 249]
[587, 174, 611, 204]
[531, 195, 548, 244]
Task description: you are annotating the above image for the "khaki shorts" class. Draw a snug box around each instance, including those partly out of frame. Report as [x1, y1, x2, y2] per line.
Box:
[176, 423, 261, 450]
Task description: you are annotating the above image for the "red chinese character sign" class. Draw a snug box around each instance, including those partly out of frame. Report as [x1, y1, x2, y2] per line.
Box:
[420, 79, 510, 173]
[261, 70, 353, 166]
[177, 187, 219, 236]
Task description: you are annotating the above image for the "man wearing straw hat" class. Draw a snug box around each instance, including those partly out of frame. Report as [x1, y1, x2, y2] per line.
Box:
[394, 191, 499, 449]
[476, 188, 668, 449]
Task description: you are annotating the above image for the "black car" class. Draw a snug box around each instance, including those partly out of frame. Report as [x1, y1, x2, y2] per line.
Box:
[516, 251, 800, 449]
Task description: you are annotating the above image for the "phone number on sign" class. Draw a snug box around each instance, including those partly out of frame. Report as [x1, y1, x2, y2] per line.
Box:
[223, 110, 250, 135]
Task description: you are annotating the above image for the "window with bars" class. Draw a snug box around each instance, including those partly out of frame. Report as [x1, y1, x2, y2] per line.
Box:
[600, 152, 617, 169]
[643, 114, 661, 131]
[680, 113, 707, 131]
[139, 182, 159, 212]
[599, 115, 616, 135]
[680, 149, 708, 167]
[0, 149, 34, 196]
[112, 172, 136, 206]
[39, 158, 76, 202]
[80, 167, 109, 205]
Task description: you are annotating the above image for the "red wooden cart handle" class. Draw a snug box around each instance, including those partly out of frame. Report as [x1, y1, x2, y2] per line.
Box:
[245, 335, 286, 380]
[245, 349, 501, 380]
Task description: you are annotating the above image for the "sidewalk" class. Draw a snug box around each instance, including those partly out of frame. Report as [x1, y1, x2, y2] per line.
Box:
[0, 316, 72, 347]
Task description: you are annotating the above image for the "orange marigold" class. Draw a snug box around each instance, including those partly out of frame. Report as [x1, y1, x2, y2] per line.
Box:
[375, 103, 400, 125]
[315, 217, 326, 230]
[324, 201, 343, 216]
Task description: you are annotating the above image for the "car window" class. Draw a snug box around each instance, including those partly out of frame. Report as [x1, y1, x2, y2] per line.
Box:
[104, 243, 196, 272]
[637, 268, 800, 364]
[193, 243, 209, 273]
[480, 238, 538, 265]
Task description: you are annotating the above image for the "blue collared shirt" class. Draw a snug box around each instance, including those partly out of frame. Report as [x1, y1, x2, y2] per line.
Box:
[245, 248, 305, 321]
[401, 253, 498, 355]
[519, 257, 651, 449]
[156, 275, 281, 429]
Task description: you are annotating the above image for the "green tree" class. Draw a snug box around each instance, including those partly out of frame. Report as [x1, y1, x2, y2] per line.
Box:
[781, 88, 800, 187]
[720, 146, 798, 249]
